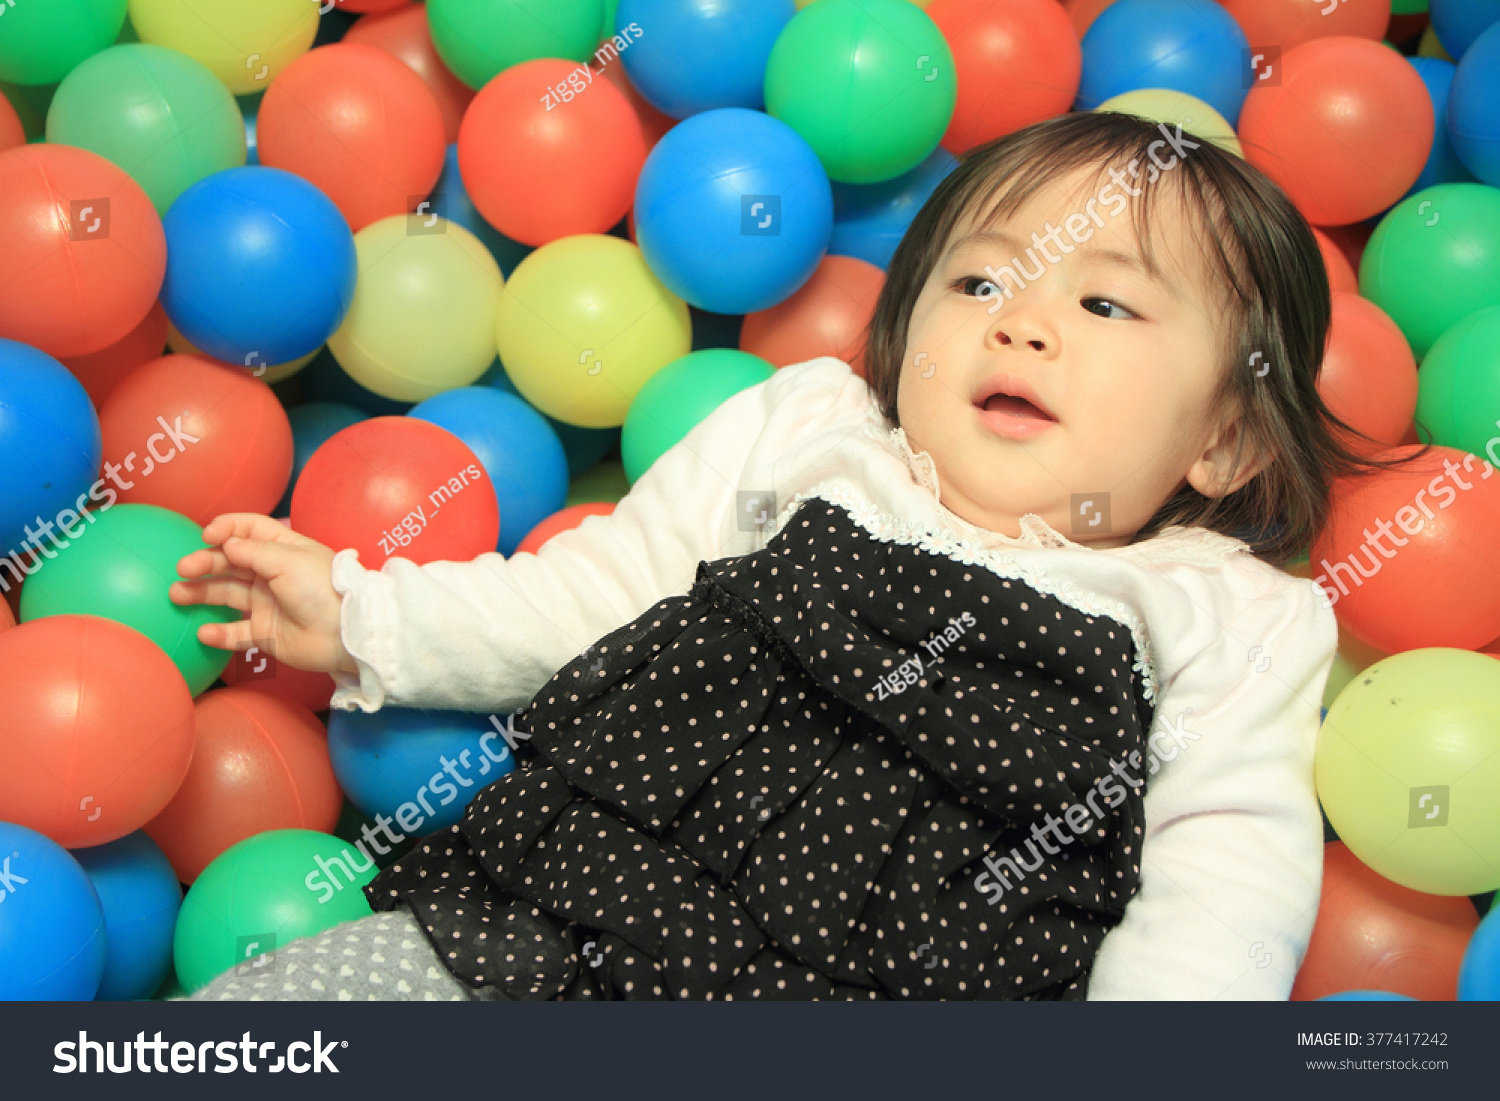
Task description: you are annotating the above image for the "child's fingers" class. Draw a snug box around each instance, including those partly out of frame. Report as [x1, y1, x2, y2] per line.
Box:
[168, 577, 253, 613]
[218, 535, 304, 581]
[200, 513, 298, 549]
[194, 616, 256, 652]
[176, 546, 239, 579]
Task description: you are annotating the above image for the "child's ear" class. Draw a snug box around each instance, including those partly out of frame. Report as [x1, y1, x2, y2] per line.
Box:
[1184, 411, 1271, 499]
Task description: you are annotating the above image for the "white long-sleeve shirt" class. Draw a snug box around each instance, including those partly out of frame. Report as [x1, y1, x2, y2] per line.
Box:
[328, 356, 1337, 1000]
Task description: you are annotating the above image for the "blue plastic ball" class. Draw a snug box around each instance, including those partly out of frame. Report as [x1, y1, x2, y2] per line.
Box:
[1076, 0, 1250, 127]
[1448, 22, 1500, 188]
[617, 0, 796, 119]
[0, 821, 107, 1000]
[326, 707, 518, 834]
[427, 143, 533, 280]
[635, 107, 834, 314]
[160, 166, 357, 366]
[274, 402, 368, 517]
[477, 360, 619, 478]
[1430, 0, 1500, 62]
[1459, 901, 1500, 999]
[1404, 58, 1480, 199]
[72, 831, 182, 1002]
[0, 338, 102, 561]
[830, 145, 958, 270]
[1318, 990, 1418, 1001]
[408, 387, 569, 557]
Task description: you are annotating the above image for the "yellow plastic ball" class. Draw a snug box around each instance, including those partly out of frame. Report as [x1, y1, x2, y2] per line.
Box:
[128, 0, 318, 95]
[1317, 647, 1500, 896]
[496, 234, 691, 429]
[165, 321, 317, 384]
[1094, 88, 1242, 159]
[328, 215, 504, 403]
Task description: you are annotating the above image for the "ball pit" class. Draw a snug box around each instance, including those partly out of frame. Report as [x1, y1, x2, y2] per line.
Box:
[342, 4, 475, 144]
[427, 0, 605, 91]
[128, 0, 318, 95]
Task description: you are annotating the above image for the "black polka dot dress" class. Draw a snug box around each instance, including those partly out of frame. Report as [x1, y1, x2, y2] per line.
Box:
[364, 498, 1156, 1000]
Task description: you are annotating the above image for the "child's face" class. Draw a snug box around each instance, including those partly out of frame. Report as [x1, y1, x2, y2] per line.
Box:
[896, 164, 1256, 548]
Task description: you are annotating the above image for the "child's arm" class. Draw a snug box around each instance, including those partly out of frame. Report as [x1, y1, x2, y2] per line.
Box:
[1084, 564, 1337, 1000]
[173, 358, 863, 715]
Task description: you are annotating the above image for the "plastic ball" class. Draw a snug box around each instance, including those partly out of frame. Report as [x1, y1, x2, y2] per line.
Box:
[73, 831, 182, 1001]
[597, 46, 676, 151]
[173, 829, 377, 994]
[328, 214, 503, 401]
[327, 707, 517, 835]
[290, 416, 499, 568]
[0, 143, 166, 359]
[1429, 0, 1500, 61]
[0, 0, 126, 85]
[1459, 899, 1500, 999]
[18, 504, 239, 695]
[1219, 0, 1391, 53]
[479, 361, 619, 477]
[408, 387, 569, 557]
[143, 688, 341, 884]
[830, 146, 957, 271]
[567, 459, 630, 506]
[456, 59, 645, 248]
[635, 109, 833, 314]
[617, 0, 795, 118]
[497, 234, 692, 426]
[1405, 58, 1478, 199]
[1318, 649, 1500, 896]
[218, 645, 337, 715]
[1420, 22, 1455, 61]
[257, 43, 445, 232]
[1415, 306, 1500, 458]
[1448, 21, 1500, 187]
[0, 92, 23, 153]
[1094, 88, 1242, 158]
[276, 401, 369, 516]
[160, 166, 357, 366]
[128, 0, 318, 95]
[1312, 227, 1358, 295]
[164, 318, 318, 385]
[59, 301, 170, 411]
[426, 143, 534, 277]
[514, 502, 615, 555]
[1359, 183, 1500, 359]
[928, 0, 1080, 154]
[764, 0, 955, 184]
[97, 354, 293, 525]
[1239, 38, 1433, 226]
[342, 4, 475, 144]
[0, 339, 102, 559]
[0, 822, 107, 1001]
[427, 0, 605, 91]
[1317, 293, 1419, 457]
[738, 255, 883, 374]
[46, 44, 246, 216]
[0, 614, 196, 849]
[621, 349, 774, 484]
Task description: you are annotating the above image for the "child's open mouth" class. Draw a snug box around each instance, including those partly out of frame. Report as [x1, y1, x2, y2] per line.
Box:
[975, 392, 1059, 440]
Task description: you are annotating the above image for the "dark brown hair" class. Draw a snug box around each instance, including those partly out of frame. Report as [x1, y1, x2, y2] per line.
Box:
[862, 111, 1429, 568]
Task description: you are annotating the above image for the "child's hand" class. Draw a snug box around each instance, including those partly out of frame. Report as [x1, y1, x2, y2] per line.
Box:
[169, 513, 359, 677]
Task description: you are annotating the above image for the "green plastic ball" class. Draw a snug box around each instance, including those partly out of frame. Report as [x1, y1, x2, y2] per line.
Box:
[173, 829, 378, 994]
[18, 503, 237, 695]
[621, 349, 775, 484]
[1413, 305, 1500, 460]
[764, 0, 956, 184]
[427, 0, 605, 91]
[1360, 183, 1500, 360]
[1316, 647, 1500, 896]
[47, 44, 245, 215]
[0, 0, 127, 85]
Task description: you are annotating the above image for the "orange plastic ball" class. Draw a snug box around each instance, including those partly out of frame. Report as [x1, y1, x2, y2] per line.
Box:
[1239, 37, 1432, 227]
[343, 4, 474, 145]
[928, 0, 1081, 155]
[0, 597, 11, 633]
[1311, 227, 1357, 295]
[0, 615, 195, 849]
[457, 57, 646, 247]
[513, 502, 615, 556]
[597, 55, 675, 153]
[1318, 292, 1418, 456]
[142, 687, 342, 884]
[1309, 444, 1500, 653]
[335, 0, 411, 10]
[257, 42, 446, 231]
[1291, 842, 1476, 1001]
[98, 354, 293, 527]
[0, 92, 22, 154]
[219, 646, 336, 714]
[59, 301, 170, 412]
[0, 144, 166, 358]
[1220, 0, 1390, 52]
[739, 254, 885, 376]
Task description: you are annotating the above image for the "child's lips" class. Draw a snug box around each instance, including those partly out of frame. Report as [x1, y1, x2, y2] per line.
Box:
[975, 394, 1059, 440]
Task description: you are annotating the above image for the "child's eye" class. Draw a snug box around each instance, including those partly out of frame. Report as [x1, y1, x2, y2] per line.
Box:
[951, 275, 999, 299]
[1082, 297, 1137, 321]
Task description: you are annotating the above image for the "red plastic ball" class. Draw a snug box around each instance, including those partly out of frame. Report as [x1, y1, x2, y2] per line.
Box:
[334, 0, 410, 10]
[0, 92, 23, 154]
[142, 687, 342, 884]
[928, 0, 1081, 155]
[59, 301, 170, 412]
[0, 144, 166, 358]
[1318, 292, 1418, 456]
[739, 254, 885, 376]
[1220, 0, 1391, 52]
[343, 5, 474, 145]
[290, 416, 499, 568]
[457, 58, 646, 247]
[219, 646, 336, 714]
[0, 615, 195, 849]
[1320, 220, 1375, 272]
[1239, 37, 1432, 226]
[1309, 444, 1500, 653]
[1291, 843, 1476, 1001]
[1311, 227, 1357, 295]
[257, 42, 446, 231]
[514, 502, 615, 556]
[98, 354, 294, 527]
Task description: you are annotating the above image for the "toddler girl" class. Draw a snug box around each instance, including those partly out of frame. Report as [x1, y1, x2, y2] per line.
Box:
[175, 111, 1411, 1001]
